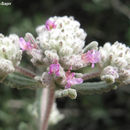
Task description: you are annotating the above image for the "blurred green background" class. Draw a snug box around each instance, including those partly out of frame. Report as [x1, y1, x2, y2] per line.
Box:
[0, 0, 130, 130]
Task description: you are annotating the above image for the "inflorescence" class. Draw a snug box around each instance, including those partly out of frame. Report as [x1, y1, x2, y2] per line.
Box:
[0, 16, 130, 89]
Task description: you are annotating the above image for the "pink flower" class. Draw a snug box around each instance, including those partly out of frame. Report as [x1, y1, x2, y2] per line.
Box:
[82, 50, 100, 68]
[65, 67, 83, 89]
[19, 37, 33, 51]
[45, 19, 56, 31]
[48, 62, 60, 76]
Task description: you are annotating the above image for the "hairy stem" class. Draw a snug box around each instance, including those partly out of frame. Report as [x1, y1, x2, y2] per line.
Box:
[40, 85, 55, 130]
[82, 71, 100, 80]
[15, 66, 36, 78]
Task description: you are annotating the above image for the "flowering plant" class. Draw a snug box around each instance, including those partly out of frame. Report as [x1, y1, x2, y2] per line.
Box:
[0, 16, 129, 130]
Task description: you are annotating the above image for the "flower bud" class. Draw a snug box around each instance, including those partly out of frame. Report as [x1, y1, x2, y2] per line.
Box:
[101, 66, 119, 83]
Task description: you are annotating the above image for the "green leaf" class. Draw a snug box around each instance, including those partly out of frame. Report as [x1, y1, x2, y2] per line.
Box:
[72, 81, 116, 95]
[3, 72, 42, 89]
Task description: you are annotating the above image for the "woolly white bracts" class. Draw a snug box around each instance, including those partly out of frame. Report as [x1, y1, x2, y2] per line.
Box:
[36, 16, 87, 56]
[60, 54, 87, 70]
[99, 41, 130, 83]
[0, 34, 22, 81]
[99, 41, 130, 68]
[0, 34, 22, 65]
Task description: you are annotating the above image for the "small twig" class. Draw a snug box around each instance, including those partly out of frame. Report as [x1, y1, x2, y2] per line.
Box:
[82, 71, 100, 80]
[15, 66, 36, 78]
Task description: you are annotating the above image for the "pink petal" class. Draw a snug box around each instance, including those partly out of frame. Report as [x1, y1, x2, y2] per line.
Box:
[48, 63, 60, 76]
[70, 78, 83, 85]
[19, 37, 26, 50]
[65, 82, 71, 89]
[65, 67, 83, 89]
[65, 77, 83, 89]
[19, 37, 32, 51]
[82, 50, 100, 68]
[45, 19, 56, 31]
[91, 63, 94, 68]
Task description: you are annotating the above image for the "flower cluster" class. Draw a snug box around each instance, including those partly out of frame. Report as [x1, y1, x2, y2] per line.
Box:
[0, 34, 22, 81]
[36, 16, 87, 56]
[1, 16, 129, 91]
[0, 16, 130, 130]
[99, 41, 130, 83]
[30, 16, 101, 88]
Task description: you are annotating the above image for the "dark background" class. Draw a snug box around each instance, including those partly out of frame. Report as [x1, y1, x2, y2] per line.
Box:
[0, 0, 130, 130]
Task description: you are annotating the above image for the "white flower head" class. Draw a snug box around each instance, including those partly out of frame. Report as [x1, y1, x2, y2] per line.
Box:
[99, 41, 130, 69]
[36, 16, 87, 56]
[0, 34, 22, 81]
[99, 41, 130, 84]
